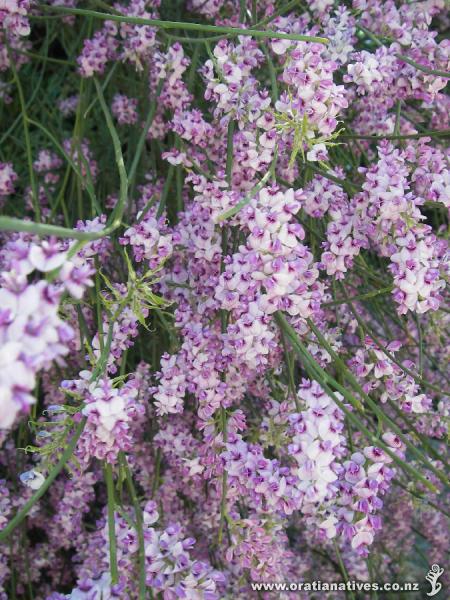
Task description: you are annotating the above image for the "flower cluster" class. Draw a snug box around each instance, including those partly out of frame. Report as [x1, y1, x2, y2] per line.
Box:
[120, 209, 173, 270]
[334, 433, 405, 556]
[289, 380, 346, 508]
[0, 0, 32, 38]
[78, 376, 144, 464]
[111, 93, 139, 125]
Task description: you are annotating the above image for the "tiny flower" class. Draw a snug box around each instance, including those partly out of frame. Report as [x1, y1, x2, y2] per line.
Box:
[20, 470, 45, 490]
[307, 143, 329, 162]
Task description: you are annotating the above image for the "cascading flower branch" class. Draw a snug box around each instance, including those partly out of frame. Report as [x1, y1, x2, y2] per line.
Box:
[0, 1, 448, 599]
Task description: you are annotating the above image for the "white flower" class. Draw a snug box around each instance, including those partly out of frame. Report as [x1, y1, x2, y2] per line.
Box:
[20, 470, 45, 490]
[29, 243, 67, 272]
[307, 143, 329, 162]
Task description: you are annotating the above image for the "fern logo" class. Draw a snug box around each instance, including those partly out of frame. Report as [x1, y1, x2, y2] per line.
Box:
[426, 564, 444, 597]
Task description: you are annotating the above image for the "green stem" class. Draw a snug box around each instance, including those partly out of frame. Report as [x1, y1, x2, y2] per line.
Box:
[83, 63, 118, 119]
[334, 540, 356, 600]
[393, 479, 450, 519]
[340, 129, 450, 141]
[386, 398, 449, 470]
[93, 78, 128, 228]
[0, 217, 113, 240]
[105, 463, 119, 585]
[225, 120, 235, 184]
[415, 314, 423, 378]
[122, 456, 147, 599]
[218, 406, 228, 545]
[14, 48, 75, 66]
[217, 119, 235, 545]
[7, 43, 40, 221]
[128, 78, 165, 190]
[393, 100, 402, 136]
[156, 165, 174, 219]
[0, 24, 51, 147]
[323, 286, 393, 307]
[261, 44, 278, 103]
[307, 164, 359, 193]
[151, 448, 161, 498]
[279, 327, 299, 408]
[398, 54, 450, 79]
[27, 118, 100, 215]
[41, 5, 329, 44]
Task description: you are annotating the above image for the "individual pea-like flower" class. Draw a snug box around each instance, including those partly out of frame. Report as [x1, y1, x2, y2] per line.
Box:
[58, 94, 79, 116]
[111, 93, 139, 125]
[0, 162, 18, 197]
[20, 469, 45, 490]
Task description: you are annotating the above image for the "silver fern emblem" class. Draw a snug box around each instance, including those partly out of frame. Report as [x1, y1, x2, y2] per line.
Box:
[426, 564, 444, 597]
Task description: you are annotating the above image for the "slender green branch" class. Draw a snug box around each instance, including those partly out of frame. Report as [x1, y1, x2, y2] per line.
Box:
[398, 54, 450, 79]
[307, 164, 359, 193]
[217, 406, 229, 545]
[93, 78, 128, 227]
[334, 541, 356, 600]
[323, 286, 393, 307]
[122, 454, 147, 599]
[225, 120, 235, 185]
[40, 5, 329, 44]
[7, 43, 40, 221]
[261, 44, 279, 103]
[257, 0, 300, 27]
[0, 217, 111, 240]
[279, 327, 300, 409]
[218, 119, 235, 545]
[13, 48, 75, 66]
[105, 463, 119, 585]
[156, 165, 174, 219]
[393, 100, 402, 137]
[128, 78, 165, 190]
[386, 398, 449, 470]
[0, 79, 130, 240]
[153, 0, 301, 45]
[151, 448, 161, 498]
[83, 63, 118, 119]
[393, 479, 450, 520]
[340, 129, 450, 141]
[27, 118, 101, 215]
